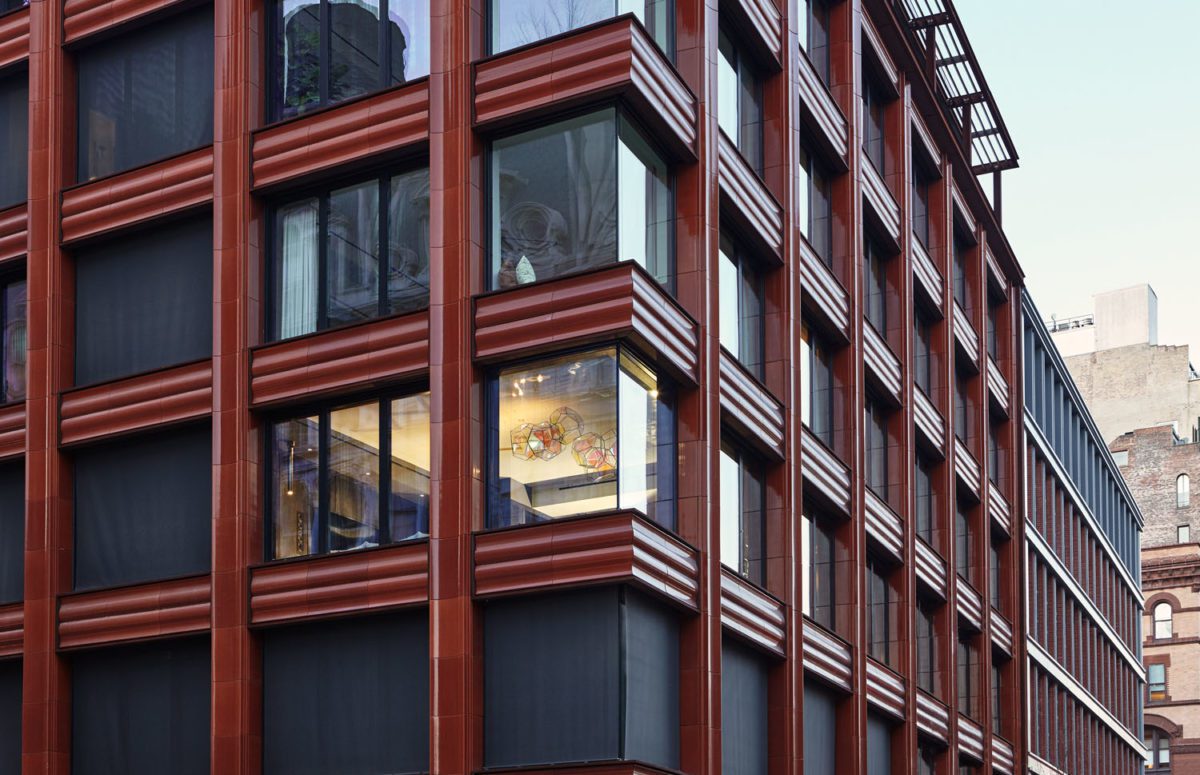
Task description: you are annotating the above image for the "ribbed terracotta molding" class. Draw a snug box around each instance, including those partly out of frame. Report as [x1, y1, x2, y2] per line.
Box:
[865, 659, 905, 720]
[911, 109, 942, 169]
[250, 311, 430, 407]
[799, 241, 850, 339]
[474, 17, 697, 161]
[987, 356, 1010, 416]
[0, 204, 26, 262]
[916, 691, 950, 744]
[719, 569, 785, 656]
[864, 490, 903, 563]
[724, 0, 782, 65]
[0, 603, 21, 657]
[717, 132, 783, 260]
[914, 538, 947, 601]
[0, 403, 24, 459]
[991, 608, 1014, 657]
[63, 0, 187, 44]
[797, 56, 848, 164]
[57, 575, 211, 649]
[913, 388, 945, 458]
[953, 302, 980, 367]
[800, 429, 851, 517]
[955, 442, 981, 499]
[912, 238, 944, 315]
[252, 81, 430, 190]
[474, 262, 700, 386]
[473, 512, 699, 610]
[993, 736, 1016, 774]
[862, 159, 900, 245]
[862, 324, 901, 405]
[718, 350, 784, 461]
[61, 147, 213, 244]
[956, 578, 983, 632]
[60, 360, 212, 446]
[801, 619, 852, 692]
[988, 484, 1011, 537]
[958, 715, 985, 762]
[861, 14, 899, 89]
[249, 542, 428, 626]
[0, 7, 28, 70]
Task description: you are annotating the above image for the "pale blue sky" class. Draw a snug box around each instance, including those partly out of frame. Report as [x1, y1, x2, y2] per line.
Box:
[956, 1, 1200, 353]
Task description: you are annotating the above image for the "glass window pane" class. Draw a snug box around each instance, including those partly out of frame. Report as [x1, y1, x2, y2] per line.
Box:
[277, 0, 322, 119]
[738, 54, 762, 171]
[328, 402, 381, 552]
[0, 76, 27, 208]
[618, 352, 659, 514]
[389, 393, 431, 540]
[327, 180, 381, 328]
[275, 198, 319, 339]
[800, 324, 811, 429]
[490, 0, 613, 54]
[738, 258, 763, 376]
[617, 117, 671, 284]
[389, 0, 431, 84]
[717, 29, 739, 143]
[387, 169, 431, 315]
[330, 0, 383, 103]
[741, 457, 764, 585]
[3, 280, 26, 403]
[272, 416, 320, 559]
[720, 447, 741, 574]
[719, 242, 739, 360]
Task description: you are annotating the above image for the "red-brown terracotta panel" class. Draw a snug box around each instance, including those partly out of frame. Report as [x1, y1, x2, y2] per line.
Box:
[865, 659, 905, 720]
[802, 619, 852, 692]
[62, 0, 187, 44]
[249, 542, 428, 626]
[0, 603, 20, 657]
[916, 691, 950, 743]
[912, 237, 944, 315]
[0, 204, 26, 262]
[718, 349, 784, 460]
[862, 158, 900, 245]
[723, 0, 783, 65]
[993, 737, 1016, 775]
[500, 765, 678, 775]
[987, 356, 1010, 416]
[61, 147, 213, 244]
[800, 428, 850, 516]
[797, 56, 848, 163]
[958, 715, 985, 762]
[864, 490, 903, 562]
[474, 263, 699, 385]
[0, 402, 24, 459]
[250, 311, 430, 407]
[251, 81, 429, 190]
[913, 388, 945, 458]
[474, 17, 697, 161]
[59, 360, 212, 446]
[0, 6, 28, 70]
[956, 577, 983, 632]
[719, 569, 785, 655]
[473, 512, 699, 610]
[799, 239, 850, 338]
[914, 538, 947, 600]
[57, 575, 211, 650]
[717, 132, 783, 260]
[862, 324, 901, 405]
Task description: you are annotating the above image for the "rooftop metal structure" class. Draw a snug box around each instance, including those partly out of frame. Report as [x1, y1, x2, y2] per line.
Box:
[893, 0, 1020, 175]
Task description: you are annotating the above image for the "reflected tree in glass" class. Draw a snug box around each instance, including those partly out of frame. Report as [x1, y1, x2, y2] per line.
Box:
[490, 0, 671, 55]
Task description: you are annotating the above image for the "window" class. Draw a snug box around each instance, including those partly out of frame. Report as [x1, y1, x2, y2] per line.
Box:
[722, 637, 769, 775]
[1147, 663, 1167, 702]
[0, 465, 21, 605]
[914, 452, 934, 544]
[802, 511, 836, 630]
[490, 109, 672, 289]
[989, 538, 1001, 610]
[912, 161, 933, 248]
[720, 442, 766, 586]
[718, 234, 764, 378]
[955, 498, 974, 584]
[270, 0, 430, 121]
[799, 0, 830, 85]
[72, 638, 210, 775]
[799, 144, 833, 266]
[74, 218, 212, 385]
[263, 612, 429, 774]
[490, 0, 671, 55]
[952, 230, 970, 310]
[77, 7, 213, 181]
[956, 634, 977, 719]
[863, 238, 887, 334]
[0, 277, 25, 402]
[488, 346, 675, 529]
[1153, 602, 1173, 640]
[1177, 473, 1190, 508]
[0, 660, 17, 775]
[74, 426, 211, 590]
[865, 397, 889, 500]
[1112, 449, 1129, 466]
[801, 322, 834, 446]
[803, 680, 838, 775]
[953, 364, 971, 444]
[1145, 726, 1171, 771]
[987, 423, 1000, 486]
[717, 26, 763, 172]
[1179, 524, 1191, 543]
[269, 392, 430, 560]
[991, 661, 1004, 737]
[917, 744, 938, 775]
[866, 557, 891, 666]
[0, 74, 26, 208]
[916, 598, 938, 694]
[866, 712, 891, 775]
[986, 300, 1000, 361]
[913, 306, 933, 396]
[861, 72, 886, 172]
[271, 168, 430, 340]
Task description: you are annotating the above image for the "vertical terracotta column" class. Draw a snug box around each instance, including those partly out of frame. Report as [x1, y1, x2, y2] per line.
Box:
[23, 0, 70, 771]
[211, 0, 262, 770]
[428, 1, 482, 772]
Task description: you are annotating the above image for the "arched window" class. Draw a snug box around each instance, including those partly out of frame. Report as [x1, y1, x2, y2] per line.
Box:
[1154, 602, 1174, 640]
[1145, 726, 1171, 771]
[1178, 473, 1190, 508]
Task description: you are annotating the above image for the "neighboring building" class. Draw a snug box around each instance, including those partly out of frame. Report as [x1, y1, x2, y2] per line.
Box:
[0, 1, 1143, 775]
[1049, 284, 1200, 445]
[1111, 425, 1200, 549]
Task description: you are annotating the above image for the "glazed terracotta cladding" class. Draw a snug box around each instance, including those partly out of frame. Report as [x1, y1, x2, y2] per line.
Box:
[0, 0, 1143, 772]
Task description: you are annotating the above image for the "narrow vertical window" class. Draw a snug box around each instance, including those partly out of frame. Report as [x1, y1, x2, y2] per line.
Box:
[991, 661, 1004, 737]
[914, 452, 934, 544]
[956, 634, 976, 719]
[801, 322, 835, 446]
[0, 278, 26, 403]
[717, 25, 763, 173]
[865, 397, 889, 500]
[866, 557, 891, 666]
[913, 306, 933, 396]
[720, 442, 766, 586]
[954, 362, 972, 444]
[911, 161, 932, 248]
[916, 598, 938, 694]
[802, 511, 836, 630]
[718, 235, 764, 379]
[0, 75, 27, 208]
[863, 238, 887, 334]
[799, 144, 833, 266]
[861, 72, 886, 172]
[801, 0, 831, 85]
[952, 230, 970, 310]
[1147, 663, 1166, 701]
[1177, 473, 1190, 508]
[1153, 602, 1173, 640]
[955, 497, 974, 584]
[1179, 524, 1191, 543]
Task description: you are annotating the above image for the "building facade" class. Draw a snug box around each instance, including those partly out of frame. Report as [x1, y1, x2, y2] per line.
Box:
[0, 0, 1142, 774]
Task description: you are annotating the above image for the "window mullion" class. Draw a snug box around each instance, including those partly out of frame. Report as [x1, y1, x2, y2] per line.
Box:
[318, 411, 330, 555]
[318, 194, 329, 331]
[319, 0, 330, 107]
[379, 176, 389, 318]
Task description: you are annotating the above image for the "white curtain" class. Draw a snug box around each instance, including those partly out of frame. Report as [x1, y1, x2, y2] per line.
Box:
[278, 199, 318, 339]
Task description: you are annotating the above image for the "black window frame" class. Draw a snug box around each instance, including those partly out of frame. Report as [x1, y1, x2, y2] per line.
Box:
[955, 496, 974, 585]
[953, 361, 972, 445]
[990, 658, 1004, 737]
[0, 272, 26, 405]
[914, 450, 935, 545]
[913, 304, 933, 397]
[952, 228, 971, 310]
[801, 320, 835, 448]
[911, 157, 933, 249]
[956, 632, 976, 720]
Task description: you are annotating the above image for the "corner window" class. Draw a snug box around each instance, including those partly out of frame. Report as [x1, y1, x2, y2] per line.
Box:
[861, 72, 886, 173]
[489, 0, 672, 56]
[718, 234, 764, 378]
[269, 392, 430, 560]
[271, 168, 430, 340]
[955, 497, 974, 584]
[1147, 663, 1167, 702]
[0, 278, 25, 402]
[487, 347, 675, 529]
[720, 441, 766, 586]
[916, 598, 938, 694]
[490, 109, 672, 290]
[799, 0, 830, 85]
[864, 396, 889, 500]
[913, 306, 932, 396]
[801, 511, 836, 630]
[271, 0, 431, 121]
[0, 74, 26, 209]
[799, 144, 833, 266]
[866, 557, 892, 666]
[914, 452, 934, 545]
[1154, 602, 1173, 640]
[863, 237, 887, 334]
[1177, 473, 1190, 508]
[77, 7, 214, 181]
[717, 26, 763, 173]
[801, 322, 834, 447]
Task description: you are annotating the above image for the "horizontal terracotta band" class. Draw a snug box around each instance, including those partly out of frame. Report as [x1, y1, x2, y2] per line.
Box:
[0, 402, 23, 460]
[0, 603, 21, 657]
[718, 350, 785, 461]
[63, 0, 188, 44]
[719, 569, 785, 655]
[0, 6, 28, 70]
[0, 204, 26, 262]
[717, 132, 783, 260]
[58, 574, 210, 650]
[60, 360, 212, 446]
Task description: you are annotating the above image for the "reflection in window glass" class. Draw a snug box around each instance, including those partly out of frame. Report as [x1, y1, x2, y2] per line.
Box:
[799, 144, 833, 266]
[2, 280, 25, 403]
[269, 393, 430, 560]
[866, 559, 891, 666]
[916, 599, 937, 694]
[490, 110, 671, 289]
[720, 443, 765, 586]
[489, 0, 671, 56]
[328, 181, 381, 328]
[0, 75, 27, 208]
[865, 398, 888, 499]
[717, 27, 763, 172]
[914, 453, 933, 543]
[801, 511, 835, 630]
[863, 239, 887, 334]
[274, 0, 430, 120]
[488, 347, 674, 529]
[718, 235, 764, 378]
[801, 323, 834, 446]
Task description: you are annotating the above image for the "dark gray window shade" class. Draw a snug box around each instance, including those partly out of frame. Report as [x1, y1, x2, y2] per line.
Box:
[0, 464, 23, 604]
[484, 586, 679, 770]
[802, 679, 838, 775]
[721, 637, 769, 775]
[262, 611, 429, 775]
[867, 712, 892, 775]
[76, 7, 213, 181]
[0, 660, 18, 775]
[74, 217, 212, 385]
[73, 425, 211, 591]
[71, 638, 210, 775]
[0, 74, 27, 209]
